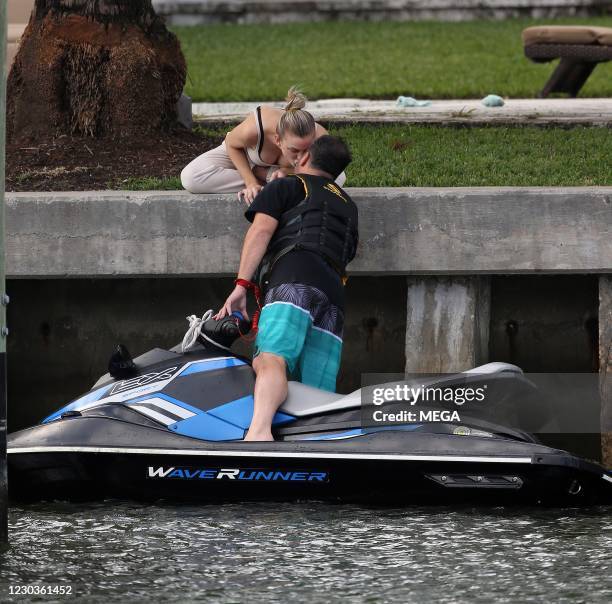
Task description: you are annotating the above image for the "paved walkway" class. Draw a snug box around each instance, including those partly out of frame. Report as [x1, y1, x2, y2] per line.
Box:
[152, 0, 603, 25]
[193, 98, 612, 126]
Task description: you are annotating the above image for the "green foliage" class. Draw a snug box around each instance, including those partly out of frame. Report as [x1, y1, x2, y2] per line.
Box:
[115, 125, 612, 189]
[174, 17, 612, 101]
[117, 176, 183, 190]
[332, 124, 612, 187]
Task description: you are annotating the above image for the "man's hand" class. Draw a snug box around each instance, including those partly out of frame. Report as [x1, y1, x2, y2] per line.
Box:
[215, 285, 250, 321]
[219, 215, 278, 322]
[267, 168, 288, 182]
[238, 184, 263, 206]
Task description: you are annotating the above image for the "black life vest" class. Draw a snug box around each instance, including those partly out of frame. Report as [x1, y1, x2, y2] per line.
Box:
[259, 174, 359, 285]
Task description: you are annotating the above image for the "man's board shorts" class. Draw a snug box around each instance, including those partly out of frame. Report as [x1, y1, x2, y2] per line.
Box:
[254, 283, 344, 392]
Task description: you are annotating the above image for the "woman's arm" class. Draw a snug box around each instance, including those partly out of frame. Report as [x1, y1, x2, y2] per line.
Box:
[225, 114, 263, 201]
[315, 123, 329, 137]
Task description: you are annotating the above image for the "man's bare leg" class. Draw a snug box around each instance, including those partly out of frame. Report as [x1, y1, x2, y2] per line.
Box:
[245, 352, 288, 441]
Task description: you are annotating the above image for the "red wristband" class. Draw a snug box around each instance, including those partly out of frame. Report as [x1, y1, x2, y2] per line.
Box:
[235, 278, 256, 290]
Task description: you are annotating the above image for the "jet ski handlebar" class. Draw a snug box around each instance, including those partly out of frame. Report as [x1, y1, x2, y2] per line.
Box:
[181, 310, 252, 353]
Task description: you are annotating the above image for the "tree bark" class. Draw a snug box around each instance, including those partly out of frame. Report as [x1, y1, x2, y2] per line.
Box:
[7, 0, 186, 139]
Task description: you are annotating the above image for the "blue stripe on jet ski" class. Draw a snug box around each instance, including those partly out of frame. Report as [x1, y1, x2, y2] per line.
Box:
[127, 392, 204, 417]
[179, 358, 246, 377]
[208, 396, 295, 430]
[302, 424, 425, 441]
[127, 393, 294, 440]
[303, 429, 364, 440]
[168, 412, 246, 441]
[43, 385, 112, 423]
[127, 393, 244, 439]
[366, 425, 424, 433]
[42, 359, 242, 424]
[272, 411, 296, 426]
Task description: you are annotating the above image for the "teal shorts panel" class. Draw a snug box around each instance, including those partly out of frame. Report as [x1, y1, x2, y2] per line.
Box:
[255, 302, 311, 375]
[255, 302, 342, 392]
[295, 327, 342, 392]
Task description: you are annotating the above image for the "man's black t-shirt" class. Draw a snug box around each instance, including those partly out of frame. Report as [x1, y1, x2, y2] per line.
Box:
[244, 176, 346, 308]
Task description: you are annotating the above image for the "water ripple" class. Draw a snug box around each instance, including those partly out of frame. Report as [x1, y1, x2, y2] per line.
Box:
[0, 503, 610, 603]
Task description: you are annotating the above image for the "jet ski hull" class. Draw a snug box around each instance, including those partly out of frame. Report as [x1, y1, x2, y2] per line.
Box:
[7, 349, 611, 506]
[8, 420, 612, 505]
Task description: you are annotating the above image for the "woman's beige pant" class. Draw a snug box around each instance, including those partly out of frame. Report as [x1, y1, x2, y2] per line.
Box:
[181, 142, 346, 193]
[180, 142, 268, 194]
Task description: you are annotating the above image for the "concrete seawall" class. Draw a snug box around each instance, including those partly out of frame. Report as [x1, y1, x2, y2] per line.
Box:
[5, 188, 611, 277]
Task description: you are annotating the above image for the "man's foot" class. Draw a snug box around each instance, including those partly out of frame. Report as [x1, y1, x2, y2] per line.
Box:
[244, 429, 274, 442]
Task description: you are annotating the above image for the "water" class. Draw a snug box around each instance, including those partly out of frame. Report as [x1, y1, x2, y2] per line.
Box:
[1, 502, 611, 603]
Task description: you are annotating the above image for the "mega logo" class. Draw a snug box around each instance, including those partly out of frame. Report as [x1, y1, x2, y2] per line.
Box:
[110, 366, 179, 395]
[148, 466, 329, 482]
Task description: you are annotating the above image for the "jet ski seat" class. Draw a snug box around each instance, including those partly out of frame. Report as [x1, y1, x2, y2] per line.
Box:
[279, 362, 523, 418]
[463, 362, 522, 375]
[281, 381, 345, 417]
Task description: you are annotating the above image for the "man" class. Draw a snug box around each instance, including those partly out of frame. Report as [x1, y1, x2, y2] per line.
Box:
[216, 135, 358, 441]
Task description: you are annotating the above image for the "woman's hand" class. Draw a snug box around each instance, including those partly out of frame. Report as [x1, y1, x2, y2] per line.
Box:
[215, 285, 249, 321]
[238, 184, 263, 205]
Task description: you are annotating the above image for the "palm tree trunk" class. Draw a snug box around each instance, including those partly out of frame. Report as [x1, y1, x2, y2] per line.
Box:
[7, 0, 186, 139]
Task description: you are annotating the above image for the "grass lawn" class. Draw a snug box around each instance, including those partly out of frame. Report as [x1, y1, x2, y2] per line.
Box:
[124, 124, 612, 189]
[174, 17, 612, 101]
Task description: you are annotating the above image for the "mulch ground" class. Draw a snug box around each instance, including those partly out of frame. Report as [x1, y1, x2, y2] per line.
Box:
[5, 128, 223, 191]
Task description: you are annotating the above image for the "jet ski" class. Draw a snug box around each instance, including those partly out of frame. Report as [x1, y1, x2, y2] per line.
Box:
[7, 312, 612, 505]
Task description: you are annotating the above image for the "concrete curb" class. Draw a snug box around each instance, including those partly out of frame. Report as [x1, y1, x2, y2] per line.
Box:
[193, 98, 612, 126]
[153, 0, 607, 25]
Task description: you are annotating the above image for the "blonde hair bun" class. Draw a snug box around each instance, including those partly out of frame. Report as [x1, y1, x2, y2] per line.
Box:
[284, 86, 307, 112]
[277, 86, 315, 139]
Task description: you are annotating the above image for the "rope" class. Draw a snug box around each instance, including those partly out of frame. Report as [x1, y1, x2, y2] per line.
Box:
[235, 279, 263, 342]
[181, 310, 233, 354]
[182, 281, 263, 352]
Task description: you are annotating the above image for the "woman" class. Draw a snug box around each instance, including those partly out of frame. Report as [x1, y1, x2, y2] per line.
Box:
[180, 87, 346, 203]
